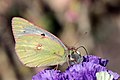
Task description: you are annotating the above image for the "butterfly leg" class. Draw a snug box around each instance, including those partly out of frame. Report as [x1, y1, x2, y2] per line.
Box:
[53, 64, 59, 70]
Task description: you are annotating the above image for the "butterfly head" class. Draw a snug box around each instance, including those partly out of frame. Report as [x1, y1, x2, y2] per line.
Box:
[67, 47, 83, 65]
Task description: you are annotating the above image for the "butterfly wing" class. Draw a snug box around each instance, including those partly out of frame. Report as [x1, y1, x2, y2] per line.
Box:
[12, 17, 67, 67]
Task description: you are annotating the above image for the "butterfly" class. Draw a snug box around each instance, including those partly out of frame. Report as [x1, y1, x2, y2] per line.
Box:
[12, 17, 85, 67]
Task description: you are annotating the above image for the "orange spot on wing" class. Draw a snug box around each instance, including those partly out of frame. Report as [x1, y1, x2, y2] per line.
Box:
[36, 44, 43, 50]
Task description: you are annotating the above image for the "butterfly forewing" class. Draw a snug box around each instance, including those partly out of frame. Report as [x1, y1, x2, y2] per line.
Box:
[12, 17, 66, 67]
[12, 17, 67, 50]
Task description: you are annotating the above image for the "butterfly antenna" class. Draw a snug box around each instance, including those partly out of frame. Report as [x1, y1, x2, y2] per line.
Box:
[73, 32, 88, 47]
[76, 46, 88, 55]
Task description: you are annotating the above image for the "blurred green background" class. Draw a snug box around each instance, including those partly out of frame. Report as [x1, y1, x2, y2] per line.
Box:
[0, 0, 120, 80]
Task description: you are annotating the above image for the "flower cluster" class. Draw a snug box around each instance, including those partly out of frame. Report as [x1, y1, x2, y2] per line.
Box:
[32, 55, 120, 80]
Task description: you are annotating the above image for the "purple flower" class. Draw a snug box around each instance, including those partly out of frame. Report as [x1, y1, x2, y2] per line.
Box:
[32, 70, 65, 80]
[83, 55, 108, 67]
[32, 55, 120, 80]
[64, 62, 107, 80]
[108, 70, 120, 80]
